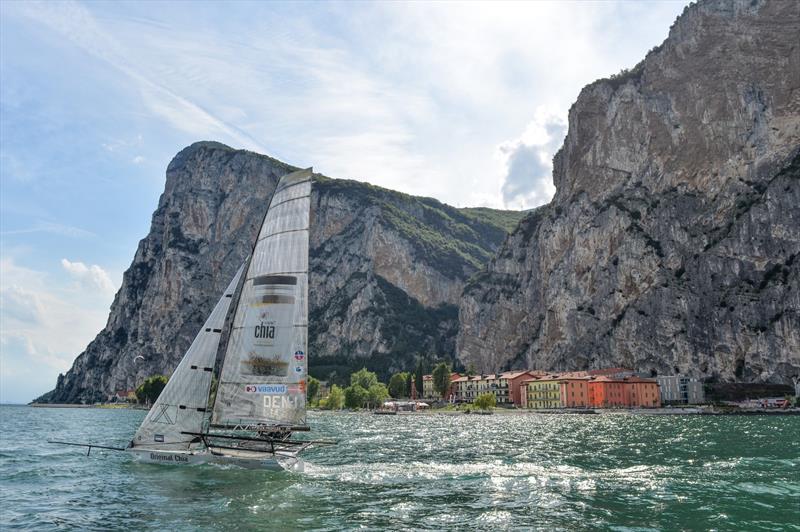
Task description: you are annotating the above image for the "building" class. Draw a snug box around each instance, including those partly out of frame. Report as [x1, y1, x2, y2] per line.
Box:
[451, 372, 535, 406]
[500, 371, 538, 406]
[559, 377, 590, 408]
[422, 375, 434, 400]
[108, 389, 136, 403]
[453, 375, 482, 403]
[587, 377, 627, 408]
[623, 377, 661, 408]
[422, 373, 461, 400]
[525, 376, 562, 409]
[656, 376, 705, 404]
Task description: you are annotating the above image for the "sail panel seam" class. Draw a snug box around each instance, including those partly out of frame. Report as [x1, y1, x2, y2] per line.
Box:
[265, 193, 311, 212]
[256, 227, 309, 241]
[274, 177, 312, 195]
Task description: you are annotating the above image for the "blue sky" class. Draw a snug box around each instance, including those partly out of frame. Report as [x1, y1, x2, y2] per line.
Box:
[0, 1, 688, 403]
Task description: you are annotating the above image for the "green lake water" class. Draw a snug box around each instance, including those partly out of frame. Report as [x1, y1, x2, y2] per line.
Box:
[0, 405, 798, 530]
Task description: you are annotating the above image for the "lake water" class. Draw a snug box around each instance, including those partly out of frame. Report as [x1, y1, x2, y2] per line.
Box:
[0, 405, 798, 530]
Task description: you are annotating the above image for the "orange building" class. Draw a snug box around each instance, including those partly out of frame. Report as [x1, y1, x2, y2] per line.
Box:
[558, 377, 590, 408]
[588, 376, 661, 408]
[622, 376, 661, 408]
[587, 377, 627, 408]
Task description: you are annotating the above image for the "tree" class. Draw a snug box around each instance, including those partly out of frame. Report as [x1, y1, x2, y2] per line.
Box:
[466, 363, 476, 377]
[344, 384, 369, 409]
[307, 376, 320, 404]
[474, 392, 496, 410]
[388, 372, 409, 398]
[432, 363, 451, 399]
[367, 383, 390, 408]
[321, 384, 344, 410]
[350, 368, 378, 390]
[415, 360, 425, 397]
[136, 375, 168, 405]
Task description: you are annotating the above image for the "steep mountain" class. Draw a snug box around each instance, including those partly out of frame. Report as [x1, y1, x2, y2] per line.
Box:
[41, 142, 524, 403]
[457, 0, 800, 384]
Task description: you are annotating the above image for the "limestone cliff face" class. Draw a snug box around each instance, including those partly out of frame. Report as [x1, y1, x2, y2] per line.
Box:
[42, 143, 522, 403]
[457, 0, 800, 383]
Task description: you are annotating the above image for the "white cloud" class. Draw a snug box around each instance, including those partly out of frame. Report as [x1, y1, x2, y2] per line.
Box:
[498, 109, 567, 209]
[0, 257, 114, 402]
[61, 258, 116, 295]
[10, 0, 266, 153]
[6, 1, 687, 209]
[0, 221, 95, 238]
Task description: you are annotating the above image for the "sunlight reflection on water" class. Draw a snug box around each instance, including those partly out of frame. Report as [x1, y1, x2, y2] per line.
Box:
[0, 407, 798, 530]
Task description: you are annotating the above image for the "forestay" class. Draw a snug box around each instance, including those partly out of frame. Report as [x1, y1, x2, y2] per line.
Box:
[211, 168, 312, 428]
[131, 263, 245, 449]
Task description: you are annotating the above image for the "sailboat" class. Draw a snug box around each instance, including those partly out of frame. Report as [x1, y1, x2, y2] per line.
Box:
[52, 168, 330, 471]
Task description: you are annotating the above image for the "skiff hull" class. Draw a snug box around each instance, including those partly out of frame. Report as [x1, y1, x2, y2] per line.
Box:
[128, 448, 302, 472]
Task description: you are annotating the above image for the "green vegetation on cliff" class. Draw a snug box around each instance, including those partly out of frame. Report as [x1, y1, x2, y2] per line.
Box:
[314, 175, 526, 279]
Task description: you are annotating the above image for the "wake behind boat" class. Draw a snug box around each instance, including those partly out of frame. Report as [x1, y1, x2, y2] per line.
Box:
[52, 168, 334, 471]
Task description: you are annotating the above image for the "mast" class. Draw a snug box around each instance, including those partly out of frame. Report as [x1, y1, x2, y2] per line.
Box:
[211, 168, 313, 430]
[131, 263, 245, 450]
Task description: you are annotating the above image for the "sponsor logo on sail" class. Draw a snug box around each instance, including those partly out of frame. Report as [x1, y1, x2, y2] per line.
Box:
[244, 384, 287, 394]
[294, 365, 304, 374]
[294, 350, 305, 361]
[254, 322, 275, 339]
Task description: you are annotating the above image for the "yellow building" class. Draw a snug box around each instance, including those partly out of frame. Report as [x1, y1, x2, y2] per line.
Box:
[525, 377, 562, 409]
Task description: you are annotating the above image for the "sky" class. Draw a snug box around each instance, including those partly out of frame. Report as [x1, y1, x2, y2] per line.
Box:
[0, 0, 689, 403]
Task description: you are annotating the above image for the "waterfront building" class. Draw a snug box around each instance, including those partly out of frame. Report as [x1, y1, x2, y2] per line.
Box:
[525, 376, 562, 409]
[587, 377, 627, 408]
[559, 377, 590, 408]
[422, 373, 461, 400]
[656, 375, 705, 404]
[452, 372, 536, 405]
[453, 374, 481, 402]
[623, 377, 661, 408]
[500, 371, 538, 406]
[108, 389, 136, 403]
[422, 375, 434, 400]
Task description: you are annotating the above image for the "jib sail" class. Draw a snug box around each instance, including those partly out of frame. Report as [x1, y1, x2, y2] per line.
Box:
[131, 263, 245, 449]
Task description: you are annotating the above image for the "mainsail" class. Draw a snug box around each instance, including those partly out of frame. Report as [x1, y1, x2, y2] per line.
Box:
[131, 263, 245, 449]
[211, 168, 312, 428]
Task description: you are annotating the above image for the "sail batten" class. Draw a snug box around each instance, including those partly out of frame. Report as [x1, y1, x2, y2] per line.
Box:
[211, 168, 312, 428]
[131, 263, 246, 450]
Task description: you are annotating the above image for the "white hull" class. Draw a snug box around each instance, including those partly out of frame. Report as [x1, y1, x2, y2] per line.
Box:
[128, 448, 303, 472]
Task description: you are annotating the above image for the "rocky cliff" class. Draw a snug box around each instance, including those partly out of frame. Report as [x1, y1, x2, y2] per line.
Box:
[458, 0, 800, 383]
[42, 142, 524, 403]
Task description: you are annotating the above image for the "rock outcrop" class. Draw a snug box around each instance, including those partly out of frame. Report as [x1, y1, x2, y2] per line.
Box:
[41, 143, 523, 403]
[457, 0, 800, 383]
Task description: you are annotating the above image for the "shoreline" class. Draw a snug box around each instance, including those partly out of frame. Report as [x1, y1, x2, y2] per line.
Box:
[316, 407, 800, 416]
[21, 403, 800, 416]
[28, 403, 148, 410]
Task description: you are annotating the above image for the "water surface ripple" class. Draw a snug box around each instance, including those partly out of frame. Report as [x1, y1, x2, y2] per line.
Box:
[1, 406, 798, 530]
